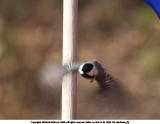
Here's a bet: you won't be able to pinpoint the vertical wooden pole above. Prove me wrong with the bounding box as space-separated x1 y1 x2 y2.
62 0 78 120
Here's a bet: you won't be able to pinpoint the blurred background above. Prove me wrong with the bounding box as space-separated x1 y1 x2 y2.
0 0 160 119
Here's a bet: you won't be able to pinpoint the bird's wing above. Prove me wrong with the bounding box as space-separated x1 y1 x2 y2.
38 61 83 87
93 63 135 114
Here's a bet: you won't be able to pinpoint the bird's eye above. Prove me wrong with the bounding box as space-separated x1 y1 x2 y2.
82 63 93 73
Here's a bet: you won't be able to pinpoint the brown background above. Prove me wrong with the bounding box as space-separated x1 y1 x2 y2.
0 0 160 119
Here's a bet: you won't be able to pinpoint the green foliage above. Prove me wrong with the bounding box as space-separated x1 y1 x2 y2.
132 5 155 28
138 48 160 77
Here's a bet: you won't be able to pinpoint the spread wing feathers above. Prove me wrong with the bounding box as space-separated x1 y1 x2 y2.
93 62 134 114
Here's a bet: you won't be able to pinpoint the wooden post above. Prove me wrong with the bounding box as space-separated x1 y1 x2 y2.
62 0 78 120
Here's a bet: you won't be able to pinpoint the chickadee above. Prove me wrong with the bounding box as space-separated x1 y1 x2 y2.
78 61 97 82
40 60 134 114
78 60 113 87
78 60 134 113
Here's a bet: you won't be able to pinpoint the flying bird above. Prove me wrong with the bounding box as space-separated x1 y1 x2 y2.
39 60 135 115
78 60 134 114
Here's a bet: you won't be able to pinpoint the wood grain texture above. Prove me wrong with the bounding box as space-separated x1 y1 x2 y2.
62 0 78 120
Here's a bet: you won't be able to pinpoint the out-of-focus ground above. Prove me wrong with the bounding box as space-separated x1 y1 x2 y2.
0 0 160 119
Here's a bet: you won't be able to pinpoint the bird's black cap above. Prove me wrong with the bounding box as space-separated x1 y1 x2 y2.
82 63 93 73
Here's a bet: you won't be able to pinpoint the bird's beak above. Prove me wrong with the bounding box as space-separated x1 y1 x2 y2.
90 76 96 83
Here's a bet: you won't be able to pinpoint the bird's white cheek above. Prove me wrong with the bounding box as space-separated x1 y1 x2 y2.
79 64 84 74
